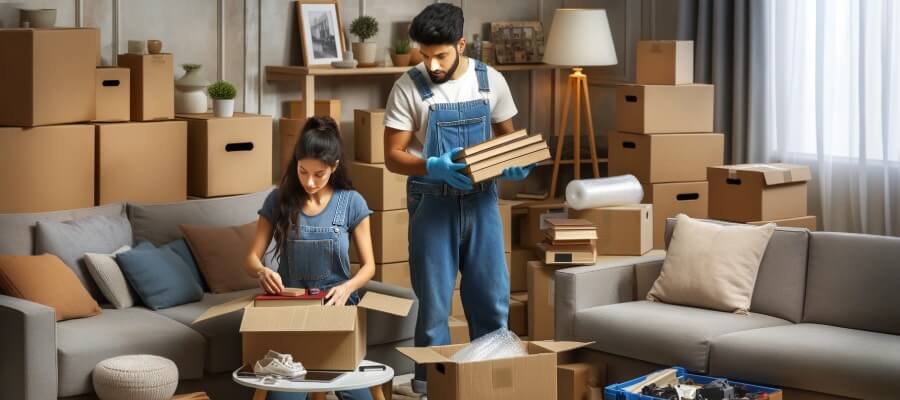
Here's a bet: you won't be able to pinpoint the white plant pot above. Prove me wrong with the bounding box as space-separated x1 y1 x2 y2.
175 87 208 113
213 99 234 118
352 42 377 65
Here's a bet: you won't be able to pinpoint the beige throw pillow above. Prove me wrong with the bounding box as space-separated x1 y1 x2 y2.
84 246 134 309
179 222 259 293
646 214 776 314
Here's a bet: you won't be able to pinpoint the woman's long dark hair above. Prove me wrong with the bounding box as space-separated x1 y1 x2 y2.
270 116 353 262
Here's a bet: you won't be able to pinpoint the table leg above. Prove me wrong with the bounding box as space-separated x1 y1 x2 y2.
310 393 327 400
370 385 386 400
252 389 268 400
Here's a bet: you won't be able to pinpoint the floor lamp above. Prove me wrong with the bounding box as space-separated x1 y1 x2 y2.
543 8 618 198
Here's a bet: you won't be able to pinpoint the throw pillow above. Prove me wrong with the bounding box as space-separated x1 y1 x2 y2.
161 238 207 291
647 214 776 314
116 243 204 310
0 254 102 321
84 245 134 309
34 215 132 302
180 222 259 293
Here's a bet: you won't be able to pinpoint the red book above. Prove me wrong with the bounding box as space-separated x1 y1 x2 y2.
254 289 326 307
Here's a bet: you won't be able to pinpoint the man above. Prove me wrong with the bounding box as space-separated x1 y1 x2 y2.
382 3 533 395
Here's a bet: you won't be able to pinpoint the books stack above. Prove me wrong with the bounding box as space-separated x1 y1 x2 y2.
454 130 551 183
253 288 327 307
537 218 597 265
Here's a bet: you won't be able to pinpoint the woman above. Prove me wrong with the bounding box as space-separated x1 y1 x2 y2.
245 116 376 400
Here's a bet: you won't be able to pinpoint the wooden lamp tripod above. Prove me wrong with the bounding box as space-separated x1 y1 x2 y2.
542 8 618 198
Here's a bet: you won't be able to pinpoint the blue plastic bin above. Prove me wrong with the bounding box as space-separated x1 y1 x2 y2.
604 366 783 400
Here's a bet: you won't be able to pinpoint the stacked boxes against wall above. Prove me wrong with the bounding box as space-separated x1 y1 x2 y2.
708 164 815 229
610 40 724 249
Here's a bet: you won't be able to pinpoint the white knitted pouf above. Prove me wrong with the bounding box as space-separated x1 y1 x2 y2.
92 354 179 400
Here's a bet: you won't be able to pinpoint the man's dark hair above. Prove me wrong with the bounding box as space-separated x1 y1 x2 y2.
409 3 464 45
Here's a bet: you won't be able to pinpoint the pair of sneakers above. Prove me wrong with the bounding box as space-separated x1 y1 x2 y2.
253 350 307 378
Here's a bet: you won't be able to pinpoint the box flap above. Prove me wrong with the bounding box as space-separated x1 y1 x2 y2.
530 340 594 354
240 306 357 333
396 346 453 364
192 295 255 323
358 292 414 317
720 164 811 185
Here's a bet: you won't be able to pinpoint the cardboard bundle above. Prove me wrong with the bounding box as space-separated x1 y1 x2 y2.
454 130 551 183
537 219 597 265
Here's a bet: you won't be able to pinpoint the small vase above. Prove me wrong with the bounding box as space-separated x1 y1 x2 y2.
213 99 234 118
175 65 210 113
391 53 410 67
352 42 377 65
19 8 56 28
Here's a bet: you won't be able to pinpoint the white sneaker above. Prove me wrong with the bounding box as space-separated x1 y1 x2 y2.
254 352 306 378
264 350 296 365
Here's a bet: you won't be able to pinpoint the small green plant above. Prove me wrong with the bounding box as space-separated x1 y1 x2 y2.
207 80 236 100
350 15 379 42
182 63 202 72
394 38 410 54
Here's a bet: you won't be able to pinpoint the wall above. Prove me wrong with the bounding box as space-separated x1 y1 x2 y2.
0 0 675 193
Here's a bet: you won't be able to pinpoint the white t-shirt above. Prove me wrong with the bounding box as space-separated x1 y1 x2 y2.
383 58 518 159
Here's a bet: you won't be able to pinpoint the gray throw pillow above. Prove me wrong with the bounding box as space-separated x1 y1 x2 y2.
35 215 133 302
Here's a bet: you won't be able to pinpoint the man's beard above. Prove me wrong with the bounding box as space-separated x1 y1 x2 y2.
428 52 461 84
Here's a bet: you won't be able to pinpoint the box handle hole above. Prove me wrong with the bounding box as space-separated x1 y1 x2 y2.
622 141 636 149
625 95 638 103
676 193 700 201
726 178 742 185
102 80 121 87
225 142 254 152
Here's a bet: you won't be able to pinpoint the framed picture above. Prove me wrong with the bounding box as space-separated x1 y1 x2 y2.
490 21 545 64
296 0 346 66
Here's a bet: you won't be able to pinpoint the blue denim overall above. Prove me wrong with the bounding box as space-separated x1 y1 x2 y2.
406 60 510 385
269 190 369 400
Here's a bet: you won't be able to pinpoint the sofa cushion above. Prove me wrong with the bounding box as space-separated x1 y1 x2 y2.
34 214 133 301
56 307 205 397
0 203 125 256
665 218 810 322
0 254 102 321
805 231 900 335
127 188 273 246
84 246 134 309
709 323 900 400
155 288 258 373
117 242 204 310
573 300 790 373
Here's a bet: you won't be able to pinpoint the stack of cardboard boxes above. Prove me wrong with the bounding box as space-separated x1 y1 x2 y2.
708 163 815 229
610 40 724 249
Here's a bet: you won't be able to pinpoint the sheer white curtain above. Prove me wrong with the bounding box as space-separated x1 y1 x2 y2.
747 0 900 235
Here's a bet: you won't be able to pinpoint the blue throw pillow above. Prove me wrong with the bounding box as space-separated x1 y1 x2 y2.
117 243 204 310
161 238 208 291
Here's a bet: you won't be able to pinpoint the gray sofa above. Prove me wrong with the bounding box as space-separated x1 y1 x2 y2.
0 189 418 400
556 219 900 400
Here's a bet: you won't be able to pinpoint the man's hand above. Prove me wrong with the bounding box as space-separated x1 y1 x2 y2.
500 164 535 181
426 147 474 190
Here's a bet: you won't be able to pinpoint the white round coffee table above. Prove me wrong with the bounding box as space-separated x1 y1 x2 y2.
233 360 394 400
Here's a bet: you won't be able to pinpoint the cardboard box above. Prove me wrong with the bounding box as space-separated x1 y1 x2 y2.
636 40 694 85
509 247 537 292
398 341 590 400
608 131 724 183
748 215 817 231
643 181 709 249
95 121 187 205
0 28 99 126
527 261 565 340
355 109 385 163
349 162 406 211
451 289 464 317
509 293 528 336
350 209 409 264
570 205 653 256
178 113 273 197
448 316 470 344
94 67 130 122
498 199 519 252
708 164 811 222
352 263 460 289
616 84 714 134
0 125 94 213
118 53 174 121
278 118 305 173
287 99 341 121
519 200 568 249
195 291 412 371
558 363 605 400
374 262 411 289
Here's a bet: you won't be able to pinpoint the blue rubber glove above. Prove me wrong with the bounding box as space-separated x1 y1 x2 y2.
500 164 536 181
426 147 473 190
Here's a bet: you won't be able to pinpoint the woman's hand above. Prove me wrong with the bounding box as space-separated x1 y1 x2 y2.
257 268 285 294
325 281 355 306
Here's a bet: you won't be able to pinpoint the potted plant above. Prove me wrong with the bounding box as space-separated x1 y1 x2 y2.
207 80 237 118
350 15 379 65
391 38 411 67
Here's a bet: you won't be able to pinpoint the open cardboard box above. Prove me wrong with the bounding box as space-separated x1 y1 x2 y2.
398 341 592 400
193 291 413 371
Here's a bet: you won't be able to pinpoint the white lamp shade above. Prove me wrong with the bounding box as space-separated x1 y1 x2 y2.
543 8 618 67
